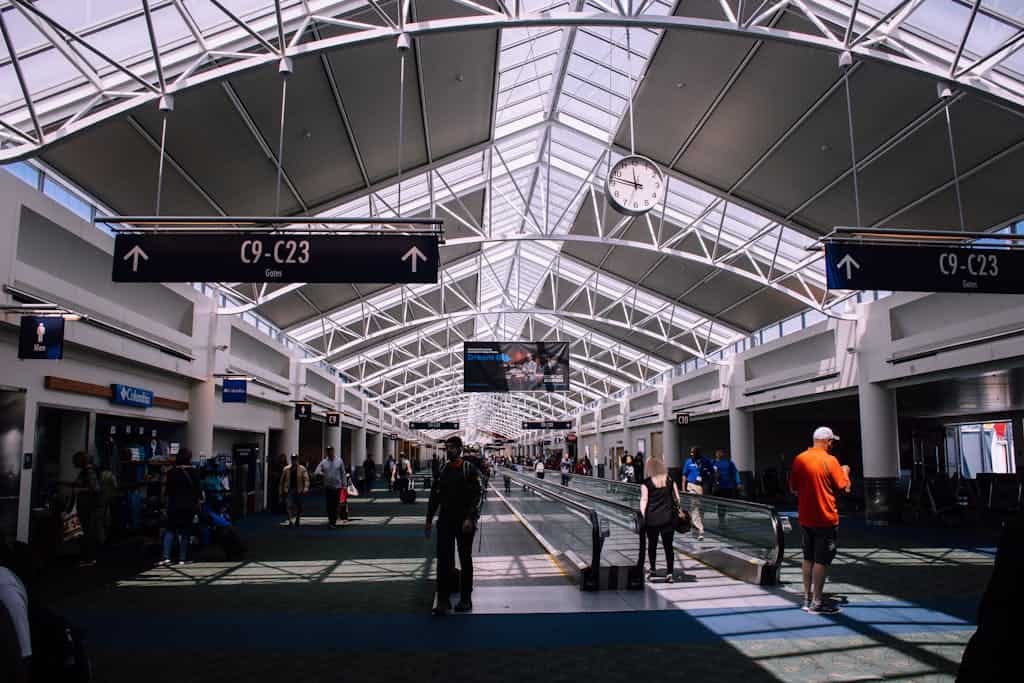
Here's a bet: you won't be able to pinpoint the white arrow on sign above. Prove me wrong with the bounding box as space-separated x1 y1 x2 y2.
123 245 149 272
837 253 860 279
401 246 427 273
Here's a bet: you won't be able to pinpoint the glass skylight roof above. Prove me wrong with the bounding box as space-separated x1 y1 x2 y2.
6 0 1023 434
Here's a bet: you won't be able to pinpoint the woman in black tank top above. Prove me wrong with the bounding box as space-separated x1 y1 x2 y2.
639 457 680 582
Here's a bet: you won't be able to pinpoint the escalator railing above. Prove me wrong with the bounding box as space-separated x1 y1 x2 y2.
539 469 786 585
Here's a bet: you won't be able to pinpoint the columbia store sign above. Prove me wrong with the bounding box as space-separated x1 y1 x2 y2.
110 384 154 408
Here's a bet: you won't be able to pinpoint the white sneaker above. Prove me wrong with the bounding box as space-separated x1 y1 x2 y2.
156 558 171 567
697 534 705 542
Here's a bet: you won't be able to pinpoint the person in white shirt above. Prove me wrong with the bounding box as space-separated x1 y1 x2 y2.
314 446 348 528
535 459 546 479
1 545 31 683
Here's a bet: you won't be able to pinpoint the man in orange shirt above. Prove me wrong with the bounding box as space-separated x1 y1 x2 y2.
789 426 851 614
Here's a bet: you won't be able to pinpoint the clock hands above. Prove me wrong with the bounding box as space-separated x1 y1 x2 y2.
610 176 643 190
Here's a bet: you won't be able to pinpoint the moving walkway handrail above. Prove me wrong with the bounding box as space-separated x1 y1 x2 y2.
540 468 786 582
502 468 645 588
501 469 604 590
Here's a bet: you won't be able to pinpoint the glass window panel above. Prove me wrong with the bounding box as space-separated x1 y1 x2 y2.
4 162 39 188
43 177 92 220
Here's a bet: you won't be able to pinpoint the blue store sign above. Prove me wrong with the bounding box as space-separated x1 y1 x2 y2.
110 383 154 408
222 378 248 404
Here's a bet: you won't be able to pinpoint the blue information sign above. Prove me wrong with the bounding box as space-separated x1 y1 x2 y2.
825 242 1024 294
110 384 154 408
222 378 247 403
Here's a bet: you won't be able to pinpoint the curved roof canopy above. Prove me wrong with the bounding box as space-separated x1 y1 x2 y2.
5 0 1024 440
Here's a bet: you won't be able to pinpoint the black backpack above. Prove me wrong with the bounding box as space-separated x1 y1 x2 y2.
699 458 717 492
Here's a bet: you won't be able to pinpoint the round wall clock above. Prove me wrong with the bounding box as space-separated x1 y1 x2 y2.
604 155 666 217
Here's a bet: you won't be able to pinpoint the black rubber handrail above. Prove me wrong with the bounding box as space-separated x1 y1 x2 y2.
541 469 785 584
503 468 645 588
502 469 603 591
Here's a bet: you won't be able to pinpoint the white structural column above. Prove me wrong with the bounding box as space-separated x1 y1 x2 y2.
281 410 300 459
188 379 216 460
661 417 680 471
728 406 755 474
352 426 367 465
372 430 384 464
327 421 343 462
858 379 901 524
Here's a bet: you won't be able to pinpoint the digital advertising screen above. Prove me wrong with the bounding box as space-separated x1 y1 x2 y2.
463 342 570 393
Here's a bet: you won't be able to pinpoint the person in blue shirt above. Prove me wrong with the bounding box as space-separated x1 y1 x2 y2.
681 446 712 541
713 449 741 524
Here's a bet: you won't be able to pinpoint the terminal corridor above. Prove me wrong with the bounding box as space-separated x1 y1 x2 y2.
35 481 990 683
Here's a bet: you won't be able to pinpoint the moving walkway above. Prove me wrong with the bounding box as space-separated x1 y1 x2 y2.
496 467 785 588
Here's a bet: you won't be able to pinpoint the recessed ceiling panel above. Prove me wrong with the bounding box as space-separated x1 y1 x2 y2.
738 61 936 223
327 39 429 183
132 76 303 215
40 118 214 216
228 53 366 208
675 16 842 192
417 29 497 158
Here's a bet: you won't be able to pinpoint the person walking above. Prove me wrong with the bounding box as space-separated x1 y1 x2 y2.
789 427 851 614
534 459 545 479
583 454 594 477
639 457 680 582
71 451 101 567
279 454 310 527
619 454 636 483
682 446 713 541
315 446 347 528
560 454 572 486
387 455 398 491
713 449 741 524
159 449 200 566
425 436 483 615
363 455 377 494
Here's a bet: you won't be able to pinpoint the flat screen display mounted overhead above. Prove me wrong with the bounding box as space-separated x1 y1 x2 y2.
463 342 570 393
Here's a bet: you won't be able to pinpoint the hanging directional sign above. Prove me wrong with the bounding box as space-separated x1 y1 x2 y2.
675 413 690 426
326 412 340 427
294 402 312 420
825 242 1024 294
409 421 459 430
522 420 573 430
111 233 439 284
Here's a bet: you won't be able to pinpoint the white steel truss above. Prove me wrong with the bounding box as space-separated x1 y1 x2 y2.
5 0 1021 438
2 1 1023 157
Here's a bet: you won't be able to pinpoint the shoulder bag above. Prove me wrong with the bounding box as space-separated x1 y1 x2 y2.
670 483 692 534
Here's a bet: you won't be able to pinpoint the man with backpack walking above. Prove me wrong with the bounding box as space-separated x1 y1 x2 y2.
425 436 483 615
682 446 715 541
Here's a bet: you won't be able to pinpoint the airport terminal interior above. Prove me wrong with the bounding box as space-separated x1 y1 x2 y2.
1 1 1023 681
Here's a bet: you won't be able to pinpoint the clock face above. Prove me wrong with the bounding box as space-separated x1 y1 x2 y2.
605 155 665 216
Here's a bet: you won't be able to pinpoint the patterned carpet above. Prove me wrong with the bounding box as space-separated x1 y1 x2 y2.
37 482 993 683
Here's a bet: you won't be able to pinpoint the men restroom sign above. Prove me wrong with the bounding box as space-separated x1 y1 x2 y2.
18 316 64 359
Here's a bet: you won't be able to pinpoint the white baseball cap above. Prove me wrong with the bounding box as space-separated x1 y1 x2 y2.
813 426 840 441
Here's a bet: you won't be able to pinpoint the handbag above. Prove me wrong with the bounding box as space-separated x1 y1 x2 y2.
346 481 360 497
62 496 84 542
339 486 349 505
671 486 692 534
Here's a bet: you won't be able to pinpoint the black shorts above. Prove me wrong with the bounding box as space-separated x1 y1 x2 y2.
801 525 838 565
